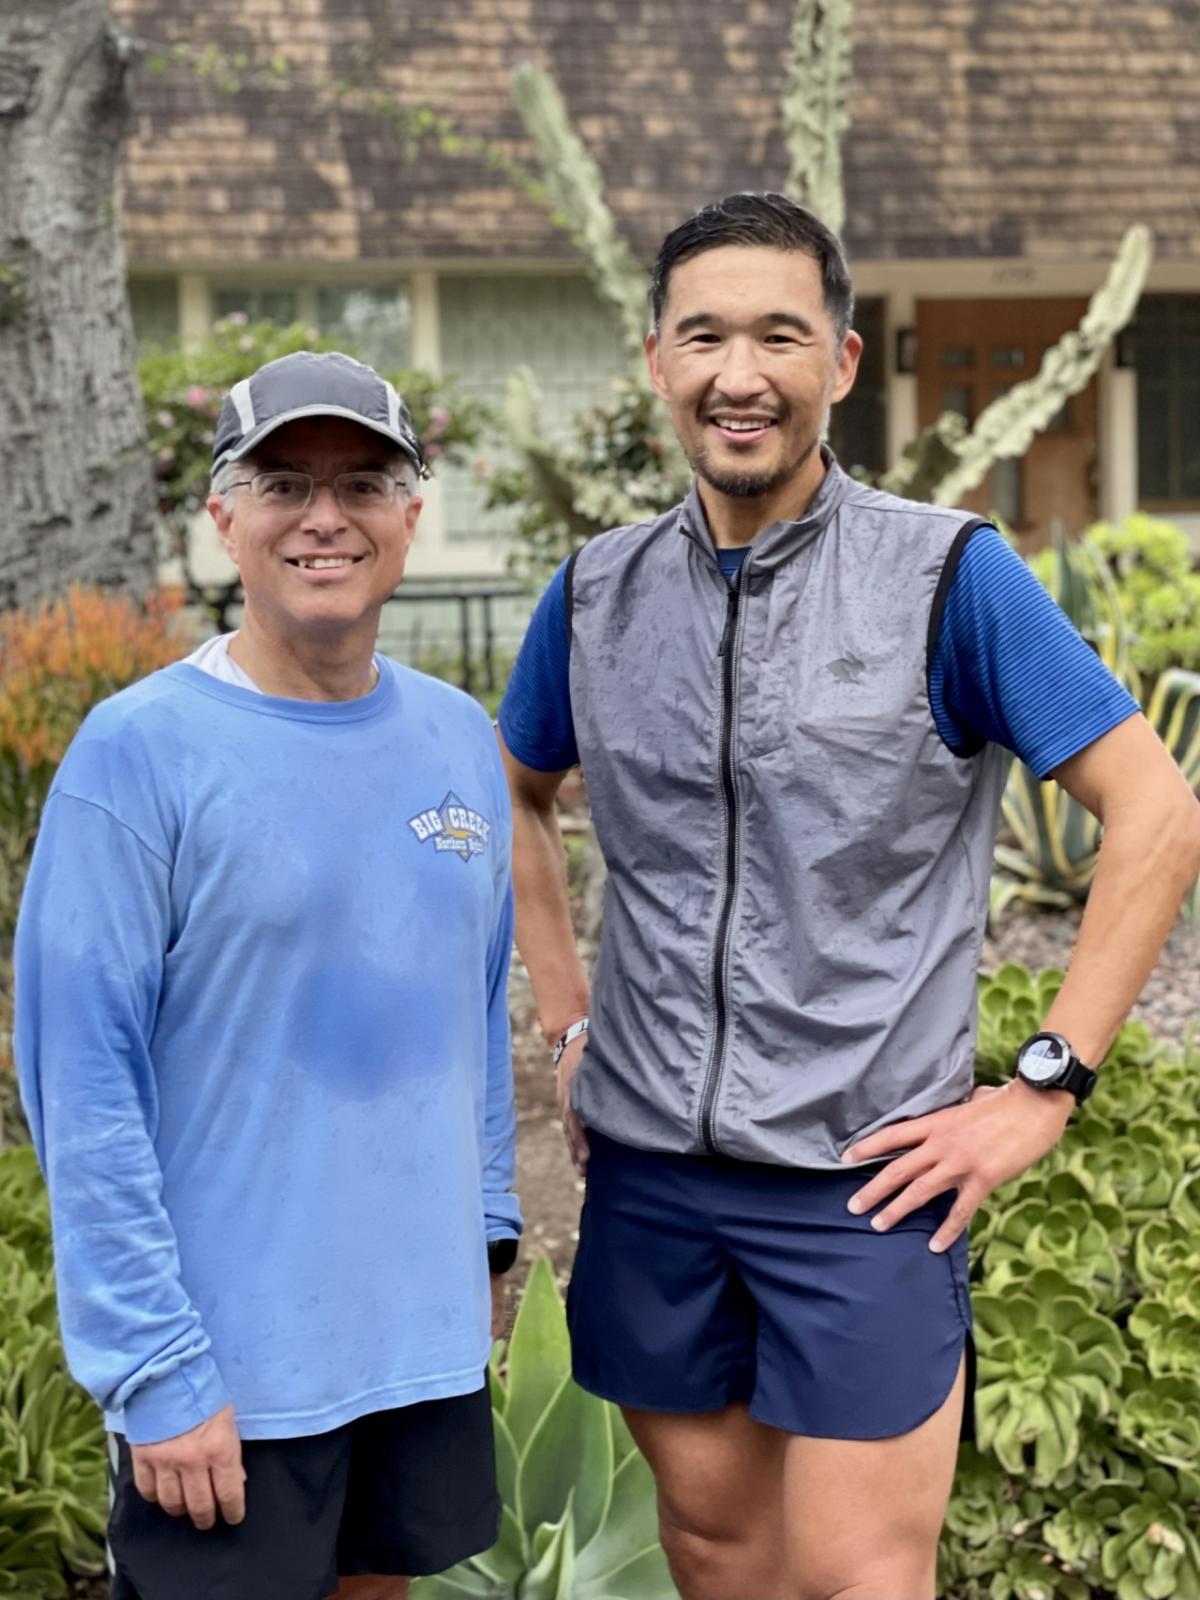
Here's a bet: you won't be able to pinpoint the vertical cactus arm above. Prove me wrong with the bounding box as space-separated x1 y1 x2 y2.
509 61 650 364
781 0 854 234
931 225 1154 506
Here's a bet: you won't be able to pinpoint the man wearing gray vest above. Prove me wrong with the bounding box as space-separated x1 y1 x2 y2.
497 192 1200 1600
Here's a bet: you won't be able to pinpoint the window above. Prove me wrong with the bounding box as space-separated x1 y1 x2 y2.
1136 296 1200 505
128 278 180 347
213 286 300 326
315 287 411 372
436 276 627 544
209 284 411 372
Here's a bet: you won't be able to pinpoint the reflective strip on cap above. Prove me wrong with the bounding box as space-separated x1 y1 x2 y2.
385 382 401 434
229 379 256 433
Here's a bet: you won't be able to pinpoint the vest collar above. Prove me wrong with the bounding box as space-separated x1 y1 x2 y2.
676 447 854 573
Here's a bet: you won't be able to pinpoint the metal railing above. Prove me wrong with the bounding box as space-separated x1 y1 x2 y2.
187 575 530 696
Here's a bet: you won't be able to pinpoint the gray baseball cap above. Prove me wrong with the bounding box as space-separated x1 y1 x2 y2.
212 350 425 475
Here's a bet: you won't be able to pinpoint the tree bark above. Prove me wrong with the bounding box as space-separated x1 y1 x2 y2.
0 0 155 609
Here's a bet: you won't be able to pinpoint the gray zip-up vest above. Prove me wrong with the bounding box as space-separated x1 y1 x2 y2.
568 457 1009 1169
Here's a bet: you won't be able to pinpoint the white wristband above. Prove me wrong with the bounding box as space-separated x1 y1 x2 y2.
552 1018 589 1066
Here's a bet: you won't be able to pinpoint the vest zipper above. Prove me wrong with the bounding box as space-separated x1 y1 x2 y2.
700 573 746 1153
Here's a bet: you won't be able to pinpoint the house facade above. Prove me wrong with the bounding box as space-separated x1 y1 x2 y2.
112 0 1200 607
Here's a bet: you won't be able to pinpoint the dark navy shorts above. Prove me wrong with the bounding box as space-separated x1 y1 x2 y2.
568 1131 974 1441
107 1385 499 1600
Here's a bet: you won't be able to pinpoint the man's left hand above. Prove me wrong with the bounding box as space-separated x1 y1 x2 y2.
843 1080 1073 1253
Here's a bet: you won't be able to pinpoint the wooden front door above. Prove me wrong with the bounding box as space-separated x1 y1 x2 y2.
915 298 1100 545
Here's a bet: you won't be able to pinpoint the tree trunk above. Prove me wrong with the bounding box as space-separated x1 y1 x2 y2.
0 0 155 609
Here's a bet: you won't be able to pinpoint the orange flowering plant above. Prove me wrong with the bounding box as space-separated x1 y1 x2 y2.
0 585 188 1132
0 585 189 873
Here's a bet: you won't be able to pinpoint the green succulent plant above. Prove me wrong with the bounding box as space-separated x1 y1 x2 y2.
1127 1296 1200 1381
1115 1371 1200 1473
1133 1213 1200 1294
412 1258 673 1600
973 1270 1126 1483
1096 1470 1200 1600
942 1446 1044 1550
980 1194 1129 1308
975 966 1065 1081
0 1149 106 1598
1062 1122 1185 1215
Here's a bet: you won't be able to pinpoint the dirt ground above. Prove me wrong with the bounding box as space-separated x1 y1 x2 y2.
508 960 585 1295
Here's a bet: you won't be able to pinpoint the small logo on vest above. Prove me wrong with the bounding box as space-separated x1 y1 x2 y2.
827 653 866 684
408 792 492 862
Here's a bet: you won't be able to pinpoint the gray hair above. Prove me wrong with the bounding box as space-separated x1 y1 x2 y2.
209 449 418 510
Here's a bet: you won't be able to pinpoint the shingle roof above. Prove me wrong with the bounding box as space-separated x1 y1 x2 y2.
113 0 1200 268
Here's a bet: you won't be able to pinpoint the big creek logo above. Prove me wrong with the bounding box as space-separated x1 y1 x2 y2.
408 792 492 862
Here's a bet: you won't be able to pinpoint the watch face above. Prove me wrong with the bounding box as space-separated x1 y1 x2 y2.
1020 1034 1067 1085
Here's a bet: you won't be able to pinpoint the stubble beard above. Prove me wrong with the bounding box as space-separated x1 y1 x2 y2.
691 431 822 500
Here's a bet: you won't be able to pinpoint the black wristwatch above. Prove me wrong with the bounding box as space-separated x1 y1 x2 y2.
487 1237 518 1276
1015 1032 1096 1106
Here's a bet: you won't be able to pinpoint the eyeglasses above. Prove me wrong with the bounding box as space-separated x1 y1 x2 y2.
231 471 411 515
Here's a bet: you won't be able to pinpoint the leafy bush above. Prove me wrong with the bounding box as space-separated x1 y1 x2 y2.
939 963 1200 1599
486 375 683 584
0 1147 106 1597
1082 515 1200 680
412 1257 675 1599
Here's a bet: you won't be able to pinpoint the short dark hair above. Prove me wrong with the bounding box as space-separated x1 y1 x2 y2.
649 192 854 344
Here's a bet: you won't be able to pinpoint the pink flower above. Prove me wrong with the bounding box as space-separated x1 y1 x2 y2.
187 385 209 409
156 410 175 429
425 442 445 460
427 406 449 438
223 312 249 327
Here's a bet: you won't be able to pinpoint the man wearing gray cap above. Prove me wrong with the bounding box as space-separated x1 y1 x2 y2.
16 351 522 1599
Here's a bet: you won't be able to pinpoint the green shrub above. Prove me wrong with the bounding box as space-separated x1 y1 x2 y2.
1086 515 1200 680
0 1147 106 1598
939 965 1200 1599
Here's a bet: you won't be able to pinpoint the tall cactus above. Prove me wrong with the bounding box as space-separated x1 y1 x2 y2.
883 225 1154 506
508 61 650 365
782 0 854 232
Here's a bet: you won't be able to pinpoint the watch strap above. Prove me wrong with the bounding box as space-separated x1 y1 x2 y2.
1058 1053 1097 1104
552 1017 589 1065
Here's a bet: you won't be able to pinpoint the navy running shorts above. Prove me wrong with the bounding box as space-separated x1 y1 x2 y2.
568 1131 974 1441
107 1384 499 1600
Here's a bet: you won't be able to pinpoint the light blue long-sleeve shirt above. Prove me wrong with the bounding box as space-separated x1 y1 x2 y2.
15 659 522 1444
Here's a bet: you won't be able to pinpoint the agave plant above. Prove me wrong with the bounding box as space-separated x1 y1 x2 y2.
990 523 1200 921
411 1258 672 1600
